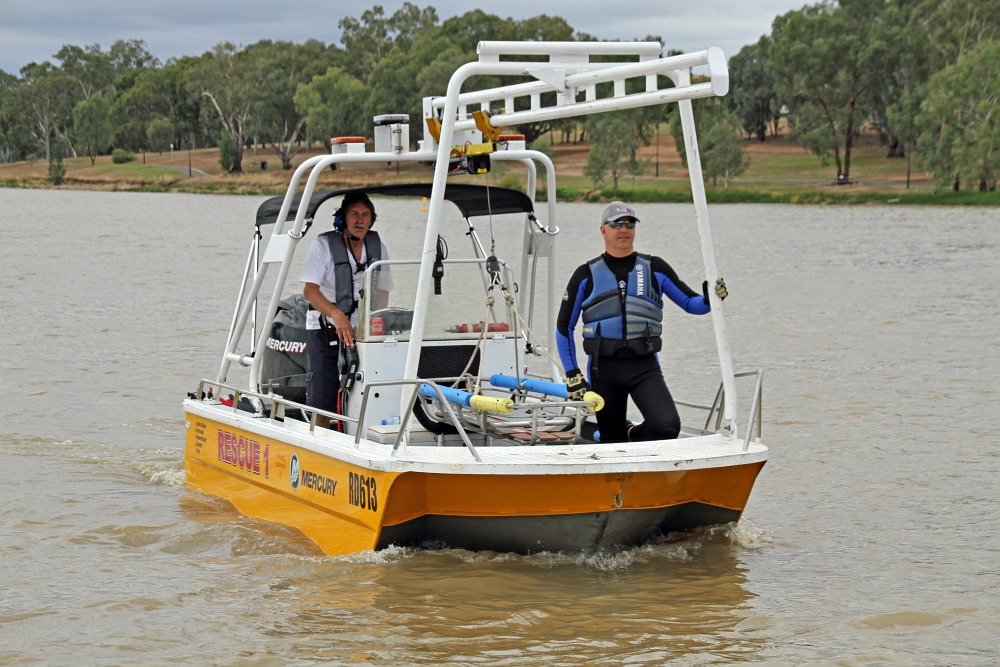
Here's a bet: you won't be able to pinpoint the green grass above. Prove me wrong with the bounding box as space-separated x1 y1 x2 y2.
547 173 1000 206
559 184 1000 206
70 159 184 179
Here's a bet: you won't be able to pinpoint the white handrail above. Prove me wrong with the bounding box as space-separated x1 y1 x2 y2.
405 41 734 441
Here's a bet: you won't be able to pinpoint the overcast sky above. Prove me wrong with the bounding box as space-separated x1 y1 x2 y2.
2 0 808 75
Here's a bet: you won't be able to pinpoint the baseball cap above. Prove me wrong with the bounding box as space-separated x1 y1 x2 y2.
601 201 639 225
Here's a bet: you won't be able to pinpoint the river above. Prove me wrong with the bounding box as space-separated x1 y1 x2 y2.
1 188 998 665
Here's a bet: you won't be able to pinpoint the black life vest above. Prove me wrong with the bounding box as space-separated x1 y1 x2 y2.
319 230 383 317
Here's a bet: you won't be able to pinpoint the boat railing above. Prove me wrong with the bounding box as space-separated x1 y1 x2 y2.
190 379 359 433
676 369 762 451
356 378 483 462
357 377 602 461
190 375 601 463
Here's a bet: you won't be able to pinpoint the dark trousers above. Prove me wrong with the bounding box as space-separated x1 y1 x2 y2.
305 328 341 412
587 354 681 443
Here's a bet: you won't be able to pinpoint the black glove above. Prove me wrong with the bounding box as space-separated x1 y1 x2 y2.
703 277 728 303
565 369 589 401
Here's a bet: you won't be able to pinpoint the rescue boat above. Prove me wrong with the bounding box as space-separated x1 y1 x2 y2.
183 41 767 555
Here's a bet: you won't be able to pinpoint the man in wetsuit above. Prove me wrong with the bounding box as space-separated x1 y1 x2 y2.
555 201 727 443
300 191 392 428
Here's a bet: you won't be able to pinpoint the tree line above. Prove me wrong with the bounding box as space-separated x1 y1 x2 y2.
0 1 996 192
729 0 998 191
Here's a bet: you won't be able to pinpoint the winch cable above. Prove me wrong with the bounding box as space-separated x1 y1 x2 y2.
487 178 566 381
486 176 568 387
523 212 541 338
481 177 565 393
439 174 572 425
447 178 502 398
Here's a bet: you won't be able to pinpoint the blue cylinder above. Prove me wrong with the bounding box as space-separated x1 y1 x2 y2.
489 374 568 398
419 383 473 407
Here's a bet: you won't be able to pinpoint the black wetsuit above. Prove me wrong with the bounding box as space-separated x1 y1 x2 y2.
556 252 710 443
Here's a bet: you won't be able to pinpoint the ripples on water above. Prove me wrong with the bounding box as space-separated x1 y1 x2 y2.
1 190 998 665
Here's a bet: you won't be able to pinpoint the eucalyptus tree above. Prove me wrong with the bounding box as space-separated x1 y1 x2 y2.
768 0 889 180
294 66 369 145
862 1 918 159
366 33 474 129
55 44 115 101
186 43 259 173
162 56 210 150
146 117 174 154
701 113 751 188
433 11 588 144
438 9 520 51
669 96 748 188
110 66 175 151
728 38 780 142
73 95 112 164
243 39 340 169
107 39 159 77
414 41 477 104
111 55 210 154
514 14 576 41
910 0 1000 66
585 110 645 193
17 63 76 161
885 0 999 184
0 69 19 161
917 39 999 191
338 3 439 83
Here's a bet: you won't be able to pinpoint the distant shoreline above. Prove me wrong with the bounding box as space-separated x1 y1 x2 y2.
3 175 996 206
3 140 997 206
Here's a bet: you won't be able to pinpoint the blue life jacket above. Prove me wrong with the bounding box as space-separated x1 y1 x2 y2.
581 255 663 355
319 230 382 317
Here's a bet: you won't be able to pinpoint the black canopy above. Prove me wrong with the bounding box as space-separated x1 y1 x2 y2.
254 183 535 228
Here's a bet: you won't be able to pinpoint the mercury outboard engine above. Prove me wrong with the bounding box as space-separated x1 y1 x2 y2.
260 295 309 403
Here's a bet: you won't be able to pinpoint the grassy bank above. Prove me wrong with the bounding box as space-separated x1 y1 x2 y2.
2 132 997 206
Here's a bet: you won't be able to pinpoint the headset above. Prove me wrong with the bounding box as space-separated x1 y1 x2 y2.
333 191 377 232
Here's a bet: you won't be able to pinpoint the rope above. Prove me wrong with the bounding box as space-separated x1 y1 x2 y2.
451 294 495 394
485 177 496 254
502 284 564 379
445 169 567 414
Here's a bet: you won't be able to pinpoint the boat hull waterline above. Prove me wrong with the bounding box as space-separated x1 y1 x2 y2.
185 404 766 555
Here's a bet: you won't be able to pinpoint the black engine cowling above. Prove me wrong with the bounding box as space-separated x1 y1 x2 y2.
260 295 309 403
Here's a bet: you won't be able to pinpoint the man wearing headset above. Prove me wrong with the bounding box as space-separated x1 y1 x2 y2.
300 191 392 428
555 201 727 443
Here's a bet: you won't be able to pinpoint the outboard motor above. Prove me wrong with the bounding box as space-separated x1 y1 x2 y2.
261 295 309 403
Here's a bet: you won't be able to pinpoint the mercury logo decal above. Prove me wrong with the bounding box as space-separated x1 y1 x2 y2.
289 454 300 490
266 338 306 353
301 470 337 496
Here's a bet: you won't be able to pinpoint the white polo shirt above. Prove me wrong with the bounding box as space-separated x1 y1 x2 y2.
299 234 393 330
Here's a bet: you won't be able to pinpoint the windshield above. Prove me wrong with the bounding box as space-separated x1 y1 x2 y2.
357 258 516 342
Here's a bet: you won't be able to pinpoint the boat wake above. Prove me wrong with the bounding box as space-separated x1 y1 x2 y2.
140 459 185 487
323 520 770 571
